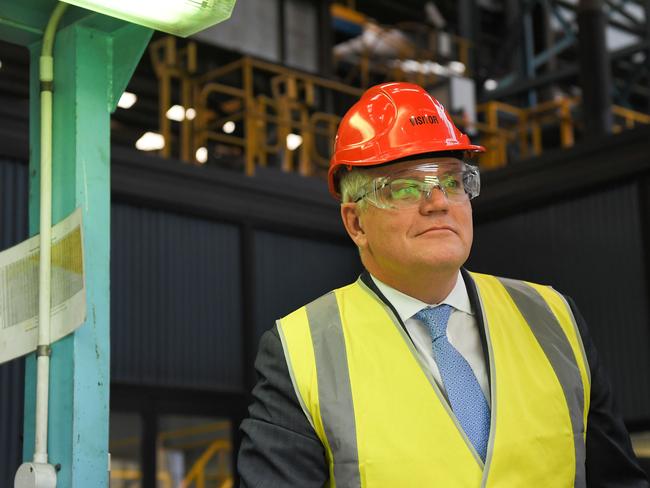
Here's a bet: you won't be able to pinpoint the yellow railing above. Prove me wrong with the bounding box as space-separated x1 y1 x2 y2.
151 37 362 176
150 36 197 162
612 105 650 132
473 101 525 169
149 37 650 176
181 440 232 488
196 56 361 177
110 420 233 487
473 97 650 168
110 468 173 487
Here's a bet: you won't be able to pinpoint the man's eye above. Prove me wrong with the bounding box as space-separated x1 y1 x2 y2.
387 180 421 199
442 175 461 189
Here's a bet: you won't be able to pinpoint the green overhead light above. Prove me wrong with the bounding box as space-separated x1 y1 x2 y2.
60 0 237 37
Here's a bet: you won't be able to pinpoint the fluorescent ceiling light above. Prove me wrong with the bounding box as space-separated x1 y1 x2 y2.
117 91 137 109
60 0 237 38
286 134 303 151
430 62 448 76
447 61 466 75
401 60 420 73
135 132 165 151
166 105 186 122
195 147 208 164
222 121 236 134
484 79 498 91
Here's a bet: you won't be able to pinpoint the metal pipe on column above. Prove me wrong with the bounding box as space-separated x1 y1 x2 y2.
577 0 613 137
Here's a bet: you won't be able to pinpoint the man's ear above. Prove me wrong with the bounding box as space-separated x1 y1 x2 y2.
341 203 367 249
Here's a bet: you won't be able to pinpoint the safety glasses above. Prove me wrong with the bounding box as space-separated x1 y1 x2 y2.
354 160 480 210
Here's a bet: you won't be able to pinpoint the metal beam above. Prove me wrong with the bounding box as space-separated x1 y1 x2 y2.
481 40 649 102
603 0 643 30
534 0 577 70
458 0 480 75
532 34 575 68
490 0 524 78
0 1 90 46
577 0 613 136
480 65 579 102
523 5 538 105
2 2 152 486
555 0 645 35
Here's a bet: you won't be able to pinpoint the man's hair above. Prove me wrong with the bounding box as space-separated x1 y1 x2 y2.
339 168 372 210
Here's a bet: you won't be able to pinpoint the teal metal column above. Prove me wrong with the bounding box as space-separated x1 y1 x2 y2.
12 5 151 485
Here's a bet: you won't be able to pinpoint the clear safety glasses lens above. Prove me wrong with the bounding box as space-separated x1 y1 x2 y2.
358 163 480 210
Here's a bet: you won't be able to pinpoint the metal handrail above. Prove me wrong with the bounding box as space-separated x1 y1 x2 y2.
473 97 650 167
181 439 232 488
188 51 361 176
149 36 650 176
109 468 173 488
110 420 233 488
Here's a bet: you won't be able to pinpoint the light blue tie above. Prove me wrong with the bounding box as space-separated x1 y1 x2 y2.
415 304 490 460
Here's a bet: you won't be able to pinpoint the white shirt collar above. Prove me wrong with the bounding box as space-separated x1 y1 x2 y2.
370 270 474 323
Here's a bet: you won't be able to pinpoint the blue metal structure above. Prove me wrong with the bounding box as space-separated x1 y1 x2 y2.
0 1 151 485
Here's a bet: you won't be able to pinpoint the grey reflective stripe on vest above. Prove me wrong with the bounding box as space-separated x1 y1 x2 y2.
498 278 587 488
305 292 362 488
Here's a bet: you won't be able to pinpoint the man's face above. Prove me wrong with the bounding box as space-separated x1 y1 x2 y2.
341 158 474 281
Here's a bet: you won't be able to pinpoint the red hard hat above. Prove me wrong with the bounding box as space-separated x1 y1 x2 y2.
328 82 485 198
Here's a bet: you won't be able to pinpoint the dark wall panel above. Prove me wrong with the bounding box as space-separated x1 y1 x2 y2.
111 204 243 390
469 183 650 420
0 158 28 486
253 231 362 342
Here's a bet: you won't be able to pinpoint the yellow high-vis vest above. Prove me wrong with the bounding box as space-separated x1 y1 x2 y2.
277 272 591 488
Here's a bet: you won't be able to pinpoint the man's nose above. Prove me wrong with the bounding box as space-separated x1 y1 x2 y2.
419 186 449 214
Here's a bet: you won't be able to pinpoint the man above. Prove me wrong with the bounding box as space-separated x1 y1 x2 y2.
238 82 648 486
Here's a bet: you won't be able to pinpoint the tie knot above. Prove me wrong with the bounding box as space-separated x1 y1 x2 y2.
415 304 453 341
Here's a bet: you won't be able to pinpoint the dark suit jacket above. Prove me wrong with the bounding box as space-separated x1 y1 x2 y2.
238 270 649 487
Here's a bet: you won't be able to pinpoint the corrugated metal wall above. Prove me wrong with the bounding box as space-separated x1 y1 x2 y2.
0 158 28 487
110 208 361 388
111 203 243 390
193 0 280 62
192 0 320 73
284 0 319 73
469 183 650 419
253 230 362 340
